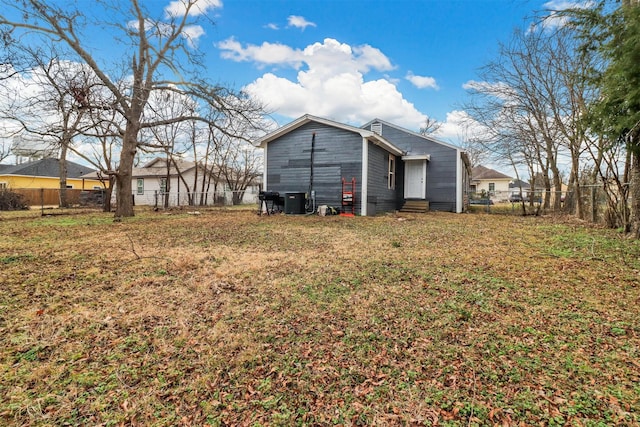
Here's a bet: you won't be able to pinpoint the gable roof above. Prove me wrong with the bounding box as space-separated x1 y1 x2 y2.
360 118 464 152
471 165 512 181
255 114 404 156
0 158 96 179
509 179 530 189
131 158 200 178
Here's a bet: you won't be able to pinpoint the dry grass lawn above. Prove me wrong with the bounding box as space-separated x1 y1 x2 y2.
1 208 639 426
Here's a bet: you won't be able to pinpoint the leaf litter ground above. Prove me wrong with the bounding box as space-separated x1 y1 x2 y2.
0 208 639 426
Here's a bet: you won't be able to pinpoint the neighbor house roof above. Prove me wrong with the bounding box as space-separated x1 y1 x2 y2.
255 114 404 156
0 158 96 178
509 179 530 189
131 158 200 178
471 165 512 181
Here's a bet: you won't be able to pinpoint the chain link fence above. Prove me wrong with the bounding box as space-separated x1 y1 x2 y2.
466 186 630 228
4 188 259 211
134 190 259 208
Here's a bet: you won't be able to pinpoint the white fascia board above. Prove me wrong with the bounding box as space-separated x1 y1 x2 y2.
456 149 463 213
401 154 431 161
262 143 268 189
255 114 404 156
361 136 368 216
369 134 404 156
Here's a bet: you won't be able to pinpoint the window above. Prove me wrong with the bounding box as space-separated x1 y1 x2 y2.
488 183 495 193
137 178 144 195
160 177 167 194
371 122 382 135
0 182 7 190
388 155 396 190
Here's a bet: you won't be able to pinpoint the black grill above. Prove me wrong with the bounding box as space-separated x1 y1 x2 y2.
258 191 284 215
259 191 280 201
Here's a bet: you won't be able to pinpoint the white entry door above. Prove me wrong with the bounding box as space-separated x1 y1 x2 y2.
404 160 426 199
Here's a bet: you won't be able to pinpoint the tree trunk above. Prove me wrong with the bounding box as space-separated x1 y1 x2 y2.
550 163 563 211
630 151 640 238
232 190 244 205
571 154 583 219
59 143 69 208
542 174 552 209
114 127 138 218
103 175 114 212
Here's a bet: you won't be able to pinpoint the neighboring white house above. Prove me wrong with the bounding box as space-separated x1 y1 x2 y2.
470 165 512 201
118 158 260 207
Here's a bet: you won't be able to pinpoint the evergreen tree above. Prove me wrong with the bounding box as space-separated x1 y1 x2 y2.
569 0 640 235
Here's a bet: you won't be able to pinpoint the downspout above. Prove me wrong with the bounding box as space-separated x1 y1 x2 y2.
307 132 316 212
456 149 463 213
361 136 368 216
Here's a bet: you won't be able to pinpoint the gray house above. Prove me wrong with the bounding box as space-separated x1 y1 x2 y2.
256 114 471 215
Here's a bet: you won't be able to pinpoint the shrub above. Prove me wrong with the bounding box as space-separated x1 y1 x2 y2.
0 190 29 211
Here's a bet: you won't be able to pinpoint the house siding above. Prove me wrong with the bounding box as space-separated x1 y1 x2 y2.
0 175 104 190
128 166 259 207
376 123 459 212
132 171 204 206
367 142 399 215
266 122 363 214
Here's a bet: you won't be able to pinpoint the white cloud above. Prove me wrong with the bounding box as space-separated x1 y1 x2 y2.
462 79 507 93
223 38 426 128
182 25 206 48
462 79 517 103
265 23 279 30
218 37 304 68
164 0 223 18
534 0 593 31
406 72 439 90
218 37 394 74
287 15 316 30
434 110 483 141
353 45 395 73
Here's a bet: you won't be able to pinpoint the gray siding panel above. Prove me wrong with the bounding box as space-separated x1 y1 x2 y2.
265 118 461 215
266 122 363 214
378 124 458 212
367 142 398 213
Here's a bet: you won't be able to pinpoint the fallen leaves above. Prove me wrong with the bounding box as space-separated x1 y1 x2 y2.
0 208 639 425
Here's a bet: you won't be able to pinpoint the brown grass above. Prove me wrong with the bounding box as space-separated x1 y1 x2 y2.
1 208 639 426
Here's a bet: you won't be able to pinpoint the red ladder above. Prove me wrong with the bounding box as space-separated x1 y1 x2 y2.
341 177 356 217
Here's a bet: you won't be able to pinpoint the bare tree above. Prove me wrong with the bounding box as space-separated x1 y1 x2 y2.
457 133 488 169
214 136 261 205
71 105 122 212
559 1 640 235
464 26 595 215
1 0 262 218
419 117 442 135
0 133 12 163
0 44 100 206
141 89 199 207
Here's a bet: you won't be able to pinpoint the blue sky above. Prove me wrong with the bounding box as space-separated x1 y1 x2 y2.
195 0 560 140
1 0 576 168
